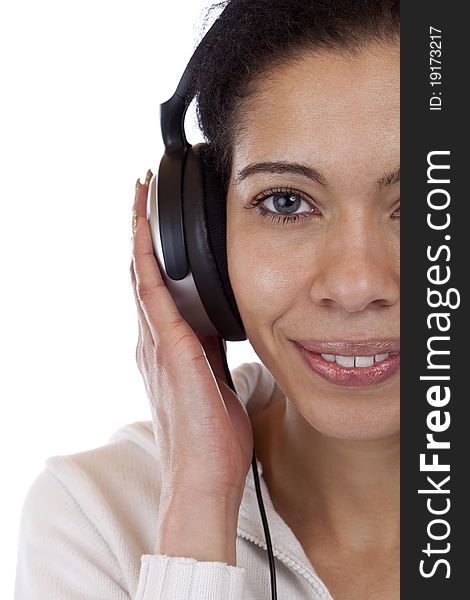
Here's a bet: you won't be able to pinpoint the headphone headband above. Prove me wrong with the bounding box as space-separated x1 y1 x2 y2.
160 9 226 152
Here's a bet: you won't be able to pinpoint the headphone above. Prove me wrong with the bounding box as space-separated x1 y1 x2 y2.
145 6 278 599
146 18 245 342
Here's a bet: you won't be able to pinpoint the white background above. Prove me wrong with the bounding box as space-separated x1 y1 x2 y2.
0 1 260 595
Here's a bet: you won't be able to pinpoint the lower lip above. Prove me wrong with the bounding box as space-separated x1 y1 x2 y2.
293 342 400 388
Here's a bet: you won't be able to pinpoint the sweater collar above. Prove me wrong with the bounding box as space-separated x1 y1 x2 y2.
237 455 333 598
231 363 333 597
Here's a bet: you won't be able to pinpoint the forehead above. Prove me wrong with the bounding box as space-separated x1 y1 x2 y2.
232 43 400 178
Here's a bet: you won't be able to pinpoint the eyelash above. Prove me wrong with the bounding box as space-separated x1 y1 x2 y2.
245 187 319 226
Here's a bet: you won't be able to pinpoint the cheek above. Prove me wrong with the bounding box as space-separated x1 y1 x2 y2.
226 222 315 333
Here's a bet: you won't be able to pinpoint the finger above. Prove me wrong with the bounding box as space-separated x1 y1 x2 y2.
130 178 154 343
130 257 152 343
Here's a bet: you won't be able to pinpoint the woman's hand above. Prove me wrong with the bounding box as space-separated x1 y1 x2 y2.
129 171 254 563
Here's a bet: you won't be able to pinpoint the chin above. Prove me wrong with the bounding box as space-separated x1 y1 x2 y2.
296 393 401 442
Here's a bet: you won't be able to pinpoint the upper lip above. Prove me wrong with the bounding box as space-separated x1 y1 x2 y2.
293 339 400 356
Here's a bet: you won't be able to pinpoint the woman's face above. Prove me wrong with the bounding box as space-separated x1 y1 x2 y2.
226 42 400 441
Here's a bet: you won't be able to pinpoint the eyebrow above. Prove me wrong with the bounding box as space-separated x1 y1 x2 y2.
376 167 400 190
235 162 327 186
234 161 400 190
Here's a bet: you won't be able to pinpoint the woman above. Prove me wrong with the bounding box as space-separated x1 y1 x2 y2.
15 1 400 598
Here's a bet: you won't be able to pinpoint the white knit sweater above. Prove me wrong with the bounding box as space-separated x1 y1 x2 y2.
14 362 334 599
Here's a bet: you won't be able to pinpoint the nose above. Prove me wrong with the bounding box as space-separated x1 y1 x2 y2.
309 221 399 312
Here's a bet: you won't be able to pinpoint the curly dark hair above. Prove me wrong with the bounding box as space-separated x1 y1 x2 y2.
188 0 400 191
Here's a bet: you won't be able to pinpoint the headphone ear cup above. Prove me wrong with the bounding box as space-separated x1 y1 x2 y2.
183 143 246 341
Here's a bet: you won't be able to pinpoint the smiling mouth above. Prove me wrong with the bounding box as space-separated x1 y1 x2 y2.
291 340 400 388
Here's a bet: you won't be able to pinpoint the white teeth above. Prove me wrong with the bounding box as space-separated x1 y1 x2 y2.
336 355 355 367
319 352 394 368
355 356 374 367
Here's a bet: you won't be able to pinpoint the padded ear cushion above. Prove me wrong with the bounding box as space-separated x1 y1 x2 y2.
183 143 246 341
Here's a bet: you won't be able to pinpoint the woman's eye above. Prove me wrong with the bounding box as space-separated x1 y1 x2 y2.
263 192 311 214
392 203 400 219
246 189 319 226
248 190 319 225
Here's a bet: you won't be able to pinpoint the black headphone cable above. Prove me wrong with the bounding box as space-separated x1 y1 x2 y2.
218 336 278 600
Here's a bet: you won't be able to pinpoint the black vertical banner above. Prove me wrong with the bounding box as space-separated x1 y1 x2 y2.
401 1 468 597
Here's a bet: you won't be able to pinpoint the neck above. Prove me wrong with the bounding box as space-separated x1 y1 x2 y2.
253 397 400 553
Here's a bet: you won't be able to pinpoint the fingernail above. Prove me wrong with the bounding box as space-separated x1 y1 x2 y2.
145 169 153 186
134 178 143 211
